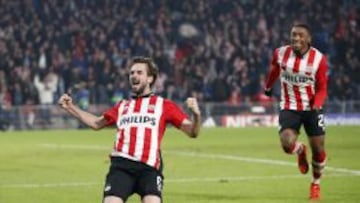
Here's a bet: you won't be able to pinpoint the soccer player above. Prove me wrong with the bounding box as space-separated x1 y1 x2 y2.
58 57 201 203
264 23 327 200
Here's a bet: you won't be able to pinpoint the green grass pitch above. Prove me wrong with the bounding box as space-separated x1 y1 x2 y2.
0 126 359 203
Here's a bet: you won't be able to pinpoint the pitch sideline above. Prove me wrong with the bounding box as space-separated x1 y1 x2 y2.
0 174 355 189
40 143 360 175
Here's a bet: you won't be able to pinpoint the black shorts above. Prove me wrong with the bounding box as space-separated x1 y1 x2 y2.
103 157 164 201
279 109 325 136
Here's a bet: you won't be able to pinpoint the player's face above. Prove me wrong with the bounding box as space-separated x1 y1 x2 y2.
129 63 153 95
290 26 311 54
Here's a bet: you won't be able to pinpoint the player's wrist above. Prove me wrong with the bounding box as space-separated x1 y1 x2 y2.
192 109 201 116
312 106 323 113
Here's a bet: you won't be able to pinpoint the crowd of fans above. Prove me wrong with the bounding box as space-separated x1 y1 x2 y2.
0 0 359 113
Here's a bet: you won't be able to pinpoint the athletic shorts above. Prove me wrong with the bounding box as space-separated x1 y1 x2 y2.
278 109 325 136
103 156 163 201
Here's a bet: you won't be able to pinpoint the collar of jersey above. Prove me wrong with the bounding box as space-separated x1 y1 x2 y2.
131 92 154 99
294 45 311 58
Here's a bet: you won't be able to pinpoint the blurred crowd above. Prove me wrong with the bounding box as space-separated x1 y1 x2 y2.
0 0 359 112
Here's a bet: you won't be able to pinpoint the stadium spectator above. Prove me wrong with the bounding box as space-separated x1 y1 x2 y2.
264 24 328 200
0 0 358 106
58 57 201 203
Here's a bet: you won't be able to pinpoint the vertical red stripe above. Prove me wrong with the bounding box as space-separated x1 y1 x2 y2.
155 129 164 169
305 49 315 109
293 55 301 73
281 46 292 110
116 129 125 152
307 49 316 67
292 57 303 110
155 108 166 169
140 128 152 163
122 101 130 115
155 151 160 169
306 86 314 107
293 85 303 110
282 82 290 109
134 98 142 113
282 46 292 68
128 127 137 156
147 96 157 113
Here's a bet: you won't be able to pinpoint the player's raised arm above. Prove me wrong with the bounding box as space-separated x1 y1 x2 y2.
179 97 201 138
58 93 108 130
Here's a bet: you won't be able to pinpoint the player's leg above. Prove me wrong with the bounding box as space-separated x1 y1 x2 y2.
304 110 327 200
142 195 162 203
136 167 163 203
279 110 309 174
103 196 124 203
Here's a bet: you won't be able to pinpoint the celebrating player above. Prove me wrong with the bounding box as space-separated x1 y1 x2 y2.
58 57 201 203
264 23 328 200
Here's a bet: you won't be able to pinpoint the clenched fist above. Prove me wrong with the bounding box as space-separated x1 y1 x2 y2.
185 97 201 115
58 94 73 110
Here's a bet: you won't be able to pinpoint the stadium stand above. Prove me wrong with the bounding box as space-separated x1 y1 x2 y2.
0 0 359 129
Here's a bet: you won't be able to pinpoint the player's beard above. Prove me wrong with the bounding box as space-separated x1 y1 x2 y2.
131 82 147 96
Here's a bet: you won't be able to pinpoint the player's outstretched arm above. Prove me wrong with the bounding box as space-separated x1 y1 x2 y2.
179 98 201 138
58 94 107 130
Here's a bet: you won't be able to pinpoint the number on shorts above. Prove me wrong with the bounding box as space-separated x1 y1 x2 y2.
318 114 325 130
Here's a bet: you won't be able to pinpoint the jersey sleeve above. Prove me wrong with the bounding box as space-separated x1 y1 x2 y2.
103 101 122 126
163 99 189 129
313 55 328 108
265 48 281 89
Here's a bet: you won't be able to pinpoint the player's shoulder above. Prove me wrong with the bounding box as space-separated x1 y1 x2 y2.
310 46 325 57
274 45 292 56
113 99 125 107
278 45 292 51
148 95 169 106
162 97 176 105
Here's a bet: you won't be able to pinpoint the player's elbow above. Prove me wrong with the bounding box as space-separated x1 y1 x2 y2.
89 123 103 131
91 126 101 131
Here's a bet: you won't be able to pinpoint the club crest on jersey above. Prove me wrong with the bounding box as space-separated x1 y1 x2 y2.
148 104 155 111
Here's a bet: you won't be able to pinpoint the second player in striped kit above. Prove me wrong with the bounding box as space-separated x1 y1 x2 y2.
264 23 328 201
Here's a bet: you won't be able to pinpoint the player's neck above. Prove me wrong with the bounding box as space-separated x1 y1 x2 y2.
294 46 311 57
132 89 153 98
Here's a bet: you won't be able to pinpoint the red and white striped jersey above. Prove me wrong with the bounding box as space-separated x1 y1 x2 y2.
265 45 328 111
103 95 188 170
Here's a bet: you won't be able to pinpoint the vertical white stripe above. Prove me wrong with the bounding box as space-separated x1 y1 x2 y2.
278 45 289 59
312 49 323 74
285 53 297 110
278 46 288 110
121 100 136 154
122 127 131 154
134 127 145 161
134 98 150 160
140 97 151 114
298 55 310 109
116 101 126 128
147 97 164 166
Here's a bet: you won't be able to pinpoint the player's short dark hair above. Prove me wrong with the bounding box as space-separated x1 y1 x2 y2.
130 56 158 87
292 23 312 36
